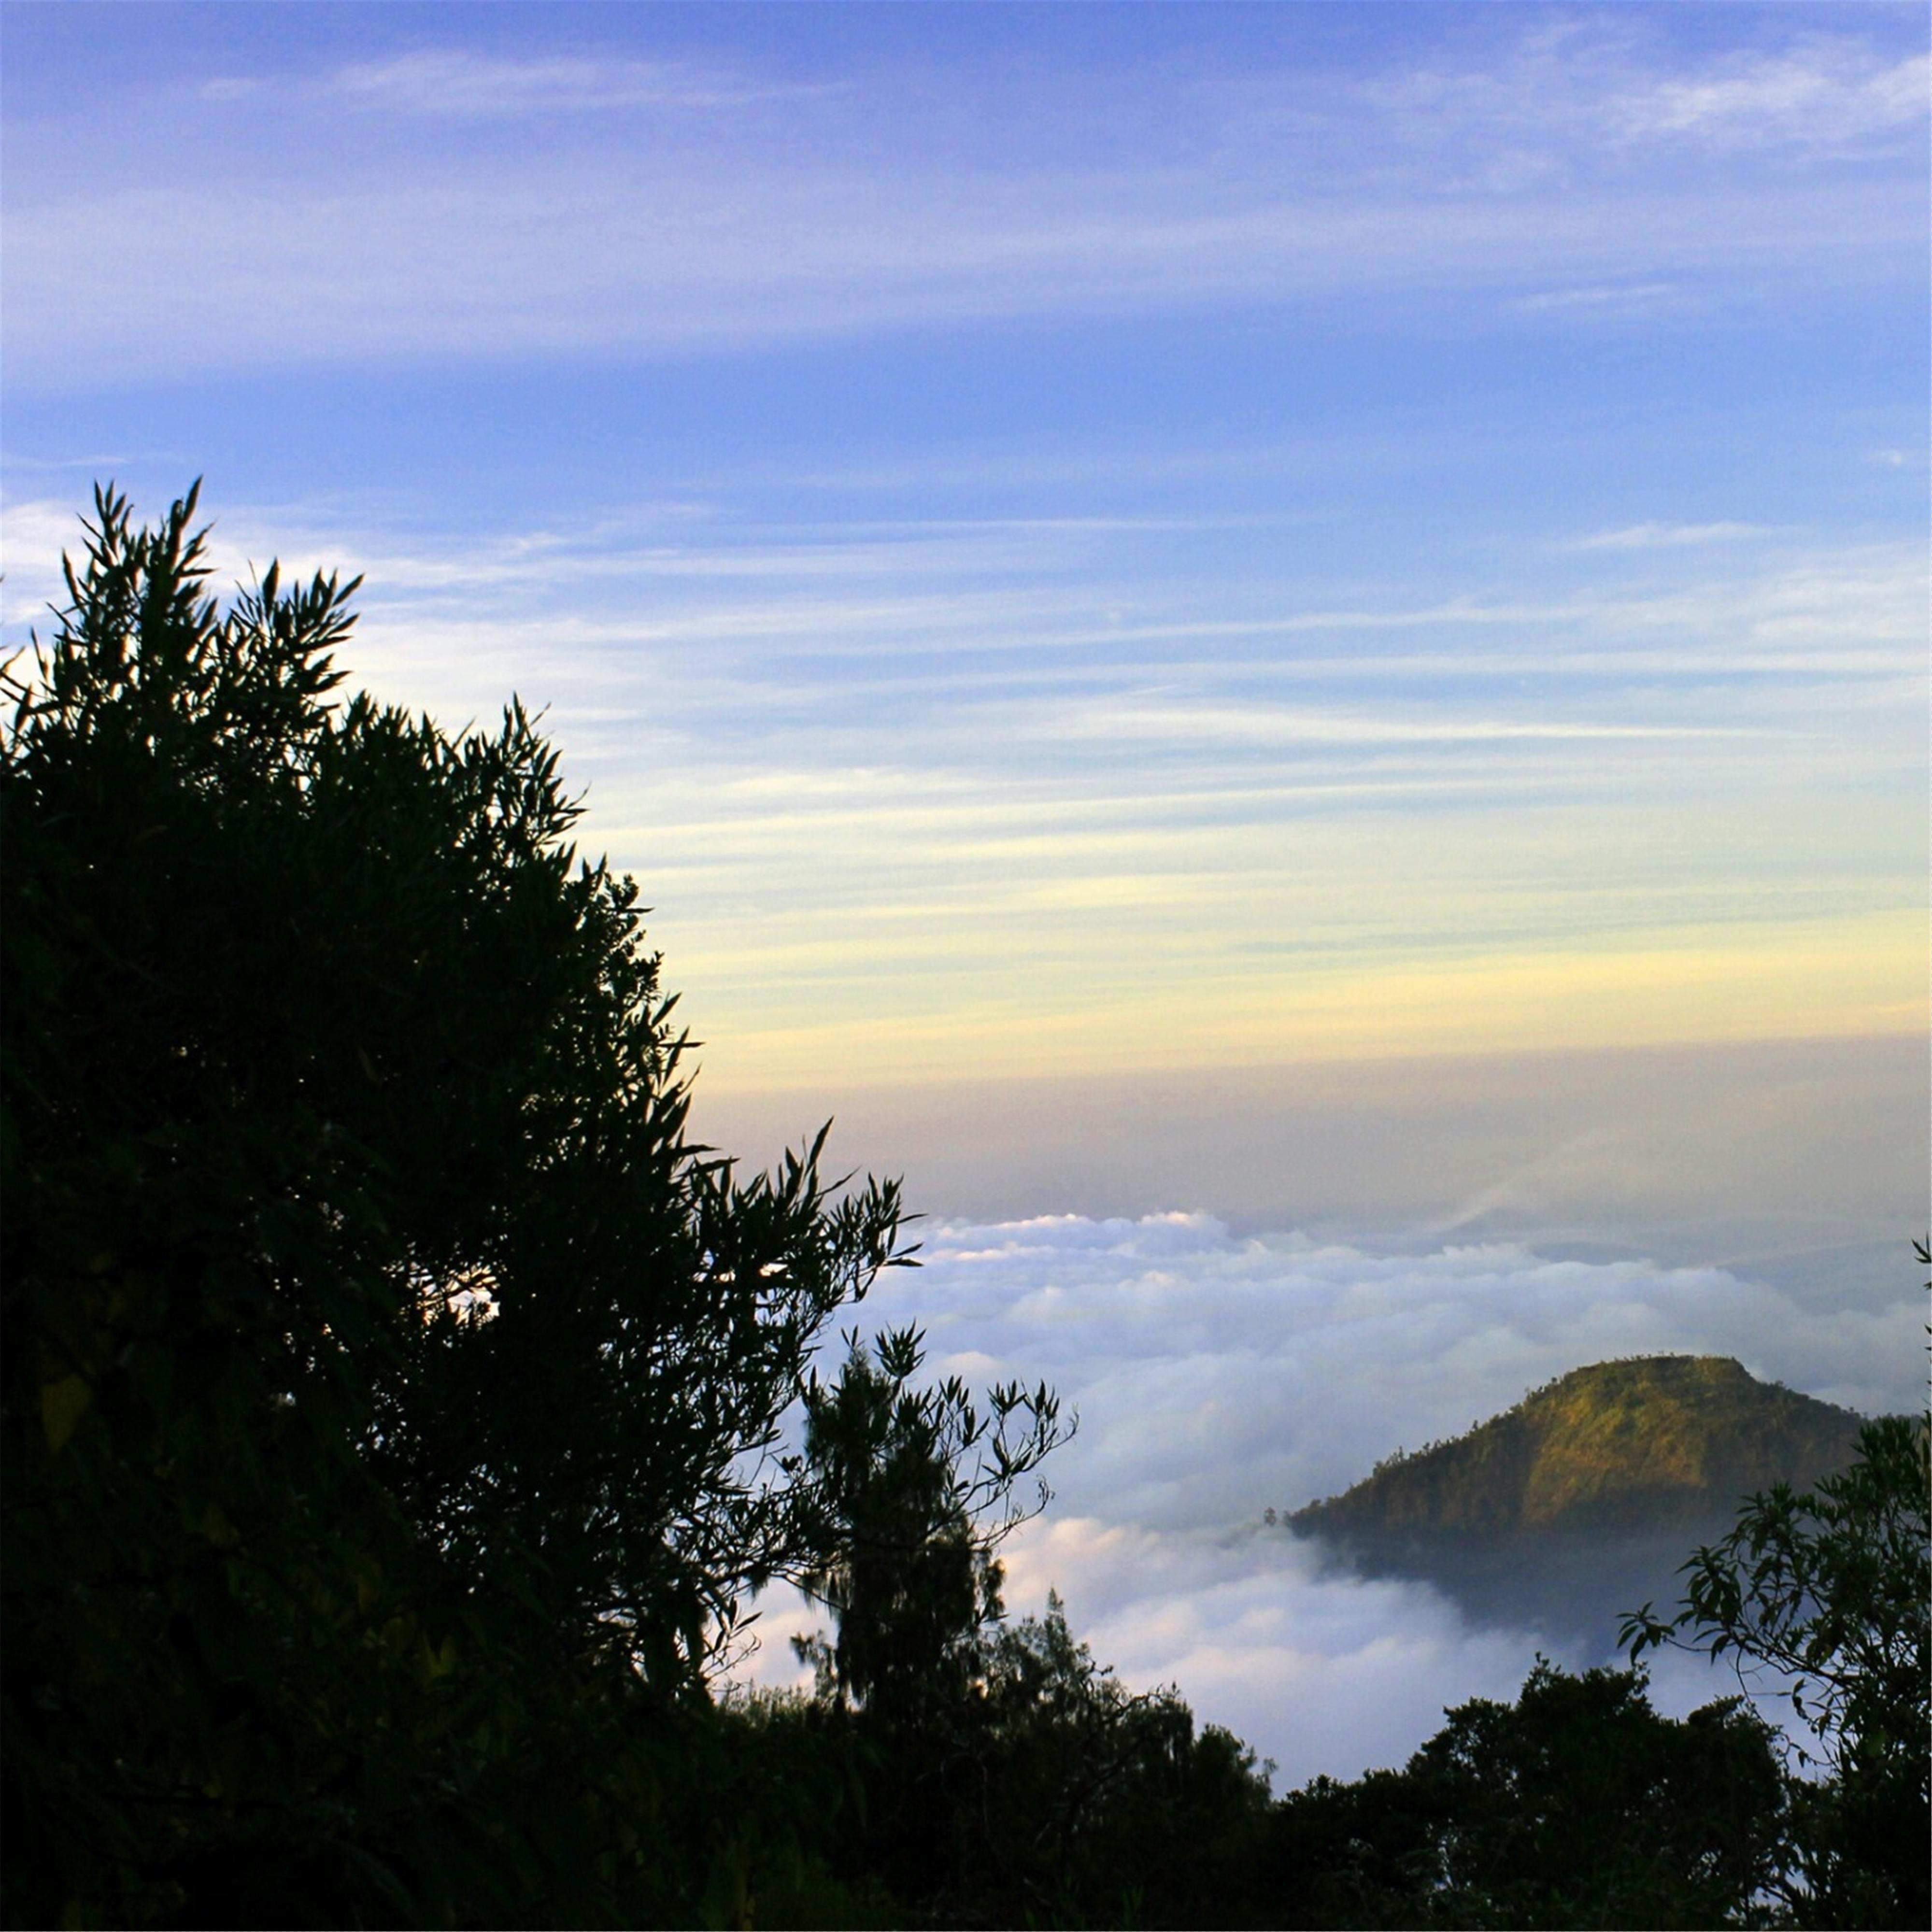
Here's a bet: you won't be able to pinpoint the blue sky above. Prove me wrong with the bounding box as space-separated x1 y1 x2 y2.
6 0 1924 1246
4 0 1927 1764
6 0 1925 1228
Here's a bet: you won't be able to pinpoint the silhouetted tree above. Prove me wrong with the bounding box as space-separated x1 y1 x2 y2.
971 1593 1274 1926
1 484 909 1927
1626 1385 1931 1927
1269 1661 1787 1930
789 1326 1065 1718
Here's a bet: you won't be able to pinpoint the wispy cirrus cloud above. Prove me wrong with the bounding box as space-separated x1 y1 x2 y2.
5 19 1923 386
1616 42 1930 154
326 48 834 117
1511 282 1691 317
1571 520 1775 551
1344 25 1929 180
1057 701 1742 751
5 497 1917 1092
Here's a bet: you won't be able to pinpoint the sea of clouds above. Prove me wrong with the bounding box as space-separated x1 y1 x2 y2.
733 1212 1920 1786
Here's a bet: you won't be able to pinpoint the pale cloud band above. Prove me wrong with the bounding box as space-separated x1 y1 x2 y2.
5 17 1925 387
4 489 1922 1092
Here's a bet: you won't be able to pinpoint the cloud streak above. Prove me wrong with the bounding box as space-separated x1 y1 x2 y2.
4 488 1919 1086
328 49 830 117
1572 520 1775 551
1622 43 1929 153
5 19 1923 386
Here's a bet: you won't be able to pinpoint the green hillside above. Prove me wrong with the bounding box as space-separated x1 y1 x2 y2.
1293 1356 1868 1546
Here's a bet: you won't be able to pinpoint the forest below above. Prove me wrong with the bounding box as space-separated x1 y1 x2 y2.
3 489 1926 1930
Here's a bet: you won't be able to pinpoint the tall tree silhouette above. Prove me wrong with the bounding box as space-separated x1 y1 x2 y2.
790 1326 1065 1718
1 484 908 1926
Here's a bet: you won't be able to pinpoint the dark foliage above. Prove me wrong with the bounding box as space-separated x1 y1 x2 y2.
788 1327 1065 1721
1 486 907 1926
1267 1662 1787 1930
1626 1379 1931 1929
773 1331 1275 1924
739 1597 1275 1929
968 1599 1274 1926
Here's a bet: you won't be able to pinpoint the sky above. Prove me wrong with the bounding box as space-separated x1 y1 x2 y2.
3 1 1926 1780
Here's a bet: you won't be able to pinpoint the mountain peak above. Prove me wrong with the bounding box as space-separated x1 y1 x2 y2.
1291 1354 1867 1545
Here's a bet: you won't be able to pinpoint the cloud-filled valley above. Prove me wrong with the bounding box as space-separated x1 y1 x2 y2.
734 1212 1921 1783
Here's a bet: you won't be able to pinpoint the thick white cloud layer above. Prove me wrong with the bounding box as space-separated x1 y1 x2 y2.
875 1214 1918 1521
733 1213 1918 1785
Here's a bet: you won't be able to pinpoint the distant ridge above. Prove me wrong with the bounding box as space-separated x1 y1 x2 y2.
1293 1355 1867 1542
1284 1356 1872 1645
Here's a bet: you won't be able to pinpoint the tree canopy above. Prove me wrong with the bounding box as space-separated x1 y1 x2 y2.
1 484 910 1925
1625 1394 1931 1928
1268 1661 1786 1931
788 1325 1066 1717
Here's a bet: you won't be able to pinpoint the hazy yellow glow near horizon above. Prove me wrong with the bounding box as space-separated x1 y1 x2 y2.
668 910 1925 1096
4 497 1923 1107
